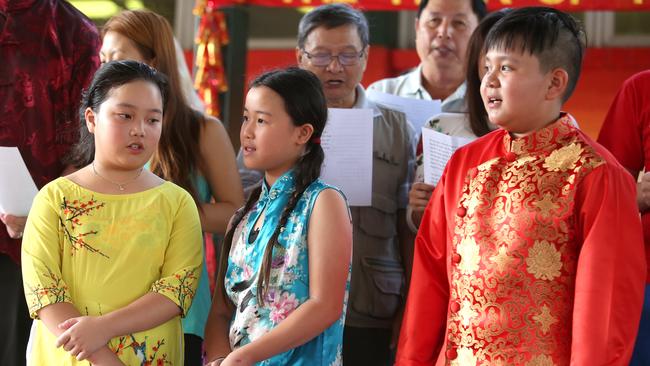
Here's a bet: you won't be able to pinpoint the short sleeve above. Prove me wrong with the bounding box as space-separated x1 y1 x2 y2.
21 189 72 318
150 192 203 317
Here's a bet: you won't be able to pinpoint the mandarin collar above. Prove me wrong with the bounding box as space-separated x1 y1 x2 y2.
503 113 575 156
259 170 296 201
0 0 37 12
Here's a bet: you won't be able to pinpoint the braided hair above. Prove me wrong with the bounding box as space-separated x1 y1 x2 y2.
217 67 328 305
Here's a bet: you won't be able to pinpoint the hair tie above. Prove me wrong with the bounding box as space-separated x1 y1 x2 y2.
311 137 321 144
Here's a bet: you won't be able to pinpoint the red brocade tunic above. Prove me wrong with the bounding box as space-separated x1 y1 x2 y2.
396 115 646 366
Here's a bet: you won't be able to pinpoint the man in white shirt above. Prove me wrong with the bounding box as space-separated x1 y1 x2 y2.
369 0 487 233
368 0 486 112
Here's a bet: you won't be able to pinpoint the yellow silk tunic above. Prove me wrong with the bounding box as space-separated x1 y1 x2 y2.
22 178 203 365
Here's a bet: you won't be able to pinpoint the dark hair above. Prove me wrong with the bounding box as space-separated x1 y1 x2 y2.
484 7 586 102
217 67 328 305
66 60 168 167
297 4 369 50
103 10 205 204
417 0 487 21
465 9 511 137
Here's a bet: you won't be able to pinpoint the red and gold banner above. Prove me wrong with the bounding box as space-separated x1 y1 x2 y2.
214 0 650 11
194 0 230 117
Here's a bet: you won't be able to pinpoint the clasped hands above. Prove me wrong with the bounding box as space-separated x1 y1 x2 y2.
55 316 113 362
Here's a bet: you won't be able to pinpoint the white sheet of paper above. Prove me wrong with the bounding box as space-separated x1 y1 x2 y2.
320 108 373 206
366 89 441 136
0 147 39 216
422 127 472 186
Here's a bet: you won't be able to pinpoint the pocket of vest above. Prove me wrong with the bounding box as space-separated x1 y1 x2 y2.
352 256 404 319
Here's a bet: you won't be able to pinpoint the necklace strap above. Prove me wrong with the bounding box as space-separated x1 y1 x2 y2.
92 162 143 191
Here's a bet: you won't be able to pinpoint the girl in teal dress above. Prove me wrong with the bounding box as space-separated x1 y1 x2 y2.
203 68 352 366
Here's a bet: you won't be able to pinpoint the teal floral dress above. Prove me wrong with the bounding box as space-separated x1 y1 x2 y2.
225 171 349 366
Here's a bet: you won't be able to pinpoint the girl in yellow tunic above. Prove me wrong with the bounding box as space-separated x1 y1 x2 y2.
21 60 203 366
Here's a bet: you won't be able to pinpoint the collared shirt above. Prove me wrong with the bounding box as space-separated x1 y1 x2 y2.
0 0 100 262
368 64 467 113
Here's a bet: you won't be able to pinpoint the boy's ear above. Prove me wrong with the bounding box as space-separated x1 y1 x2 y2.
85 107 96 134
546 68 569 101
295 123 315 145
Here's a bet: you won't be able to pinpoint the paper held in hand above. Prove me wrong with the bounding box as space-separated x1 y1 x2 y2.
320 108 373 206
422 117 473 186
366 89 441 138
0 147 39 216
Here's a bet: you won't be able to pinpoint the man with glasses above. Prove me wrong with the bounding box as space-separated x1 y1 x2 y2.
296 4 415 365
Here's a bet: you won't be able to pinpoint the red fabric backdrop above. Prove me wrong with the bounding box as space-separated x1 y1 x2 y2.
213 0 650 11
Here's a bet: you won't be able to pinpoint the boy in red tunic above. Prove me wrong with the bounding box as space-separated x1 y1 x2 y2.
397 7 646 366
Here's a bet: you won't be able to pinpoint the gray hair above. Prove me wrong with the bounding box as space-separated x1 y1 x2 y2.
297 4 369 50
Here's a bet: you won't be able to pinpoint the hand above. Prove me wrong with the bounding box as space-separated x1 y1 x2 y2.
219 348 254 366
0 214 27 239
56 316 113 361
638 173 650 212
408 183 434 227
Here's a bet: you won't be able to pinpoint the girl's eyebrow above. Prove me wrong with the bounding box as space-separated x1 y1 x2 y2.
115 102 162 114
243 106 272 117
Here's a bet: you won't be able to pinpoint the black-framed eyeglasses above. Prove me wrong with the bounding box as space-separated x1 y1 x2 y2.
301 48 366 67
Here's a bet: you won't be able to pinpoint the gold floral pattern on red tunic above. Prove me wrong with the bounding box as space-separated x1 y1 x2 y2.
526 354 556 366
489 246 512 273
457 236 481 275
453 347 478 366
543 143 583 171
458 300 478 327
533 304 558 333
444 116 605 365
533 193 560 217
526 240 562 280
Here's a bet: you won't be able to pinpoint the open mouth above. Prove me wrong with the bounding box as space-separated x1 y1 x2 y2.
127 142 143 151
486 97 502 107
